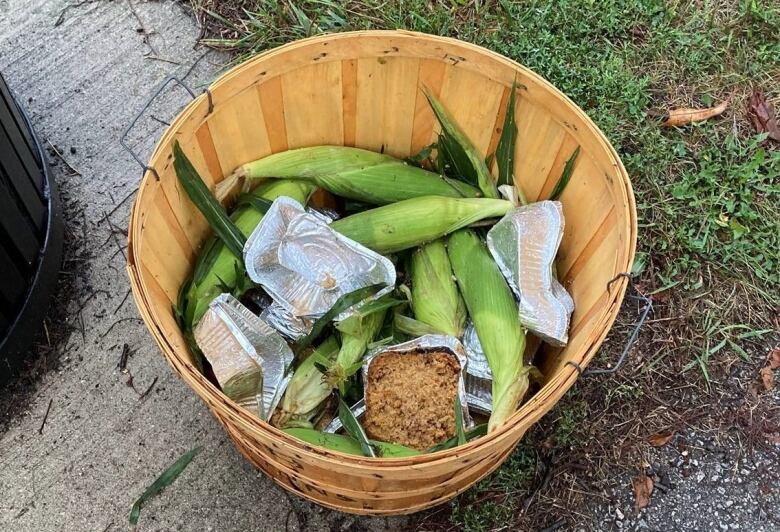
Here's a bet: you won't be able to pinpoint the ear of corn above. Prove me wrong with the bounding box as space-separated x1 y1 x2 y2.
284 428 420 457
330 306 388 392
409 240 466 337
447 229 529 432
424 89 500 199
279 302 388 427
330 196 513 254
183 179 315 330
234 146 480 204
277 336 340 428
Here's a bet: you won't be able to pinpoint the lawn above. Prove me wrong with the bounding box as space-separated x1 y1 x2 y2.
190 1 779 529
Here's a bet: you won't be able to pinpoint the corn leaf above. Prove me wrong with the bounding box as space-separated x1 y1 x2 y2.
549 146 580 201
234 193 273 213
393 313 443 337
424 88 499 199
293 284 384 356
455 396 466 446
335 296 404 337
173 141 245 258
496 80 519 188
129 446 201 525
337 394 376 457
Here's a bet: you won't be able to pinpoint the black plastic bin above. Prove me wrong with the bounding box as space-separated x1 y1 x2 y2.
0 72 63 384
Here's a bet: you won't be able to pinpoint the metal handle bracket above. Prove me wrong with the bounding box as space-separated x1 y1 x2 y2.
119 76 197 181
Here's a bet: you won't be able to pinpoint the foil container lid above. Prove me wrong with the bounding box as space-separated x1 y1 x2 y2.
194 293 293 421
244 196 396 319
486 201 574 346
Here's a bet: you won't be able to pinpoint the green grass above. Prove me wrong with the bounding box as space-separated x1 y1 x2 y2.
193 0 780 529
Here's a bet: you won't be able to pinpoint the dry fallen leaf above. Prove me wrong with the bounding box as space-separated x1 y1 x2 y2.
662 100 728 127
648 432 675 447
632 471 654 511
759 367 775 391
767 347 780 370
749 91 780 141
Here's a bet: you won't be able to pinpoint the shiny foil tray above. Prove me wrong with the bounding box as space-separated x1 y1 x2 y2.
194 293 293 421
487 201 574 346
244 196 395 320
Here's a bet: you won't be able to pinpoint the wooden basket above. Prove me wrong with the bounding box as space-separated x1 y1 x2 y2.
127 31 636 515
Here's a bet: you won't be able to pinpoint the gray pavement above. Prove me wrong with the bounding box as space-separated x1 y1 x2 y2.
0 1 399 530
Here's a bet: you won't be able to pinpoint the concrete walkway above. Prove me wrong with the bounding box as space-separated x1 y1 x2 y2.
0 2 398 530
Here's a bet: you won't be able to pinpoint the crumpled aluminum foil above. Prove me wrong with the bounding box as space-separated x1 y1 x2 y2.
306 206 339 223
244 196 396 322
194 293 293 421
462 321 493 414
487 201 574 346
260 302 314 341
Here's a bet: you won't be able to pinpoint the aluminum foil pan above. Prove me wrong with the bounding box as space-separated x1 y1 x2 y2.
463 321 493 414
486 201 574 346
325 336 473 433
363 335 473 428
194 293 293 421
244 196 395 319
260 302 314 341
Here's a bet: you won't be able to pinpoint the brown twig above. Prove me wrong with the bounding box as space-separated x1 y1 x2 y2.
139 377 159 399
127 0 159 55
114 289 132 313
46 140 82 176
38 399 53 435
144 55 181 65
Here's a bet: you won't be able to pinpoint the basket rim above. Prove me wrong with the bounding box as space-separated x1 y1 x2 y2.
127 30 637 466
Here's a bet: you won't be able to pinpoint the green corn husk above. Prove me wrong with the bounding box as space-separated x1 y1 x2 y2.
447 229 529 432
182 179 315 331
409 240 466 337
277 337 340 428
233 146 480 204
278 301 390 428
330 306 389 392
330 196 513 254
424 89 500 199
284 428 420 458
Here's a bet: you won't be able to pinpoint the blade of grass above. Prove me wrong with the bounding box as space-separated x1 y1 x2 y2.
129 446 202 525
549 146 580 201
337 394 376 457
173 141 246 258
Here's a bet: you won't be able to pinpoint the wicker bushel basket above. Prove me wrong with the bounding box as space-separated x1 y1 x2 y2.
127 31 636 515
